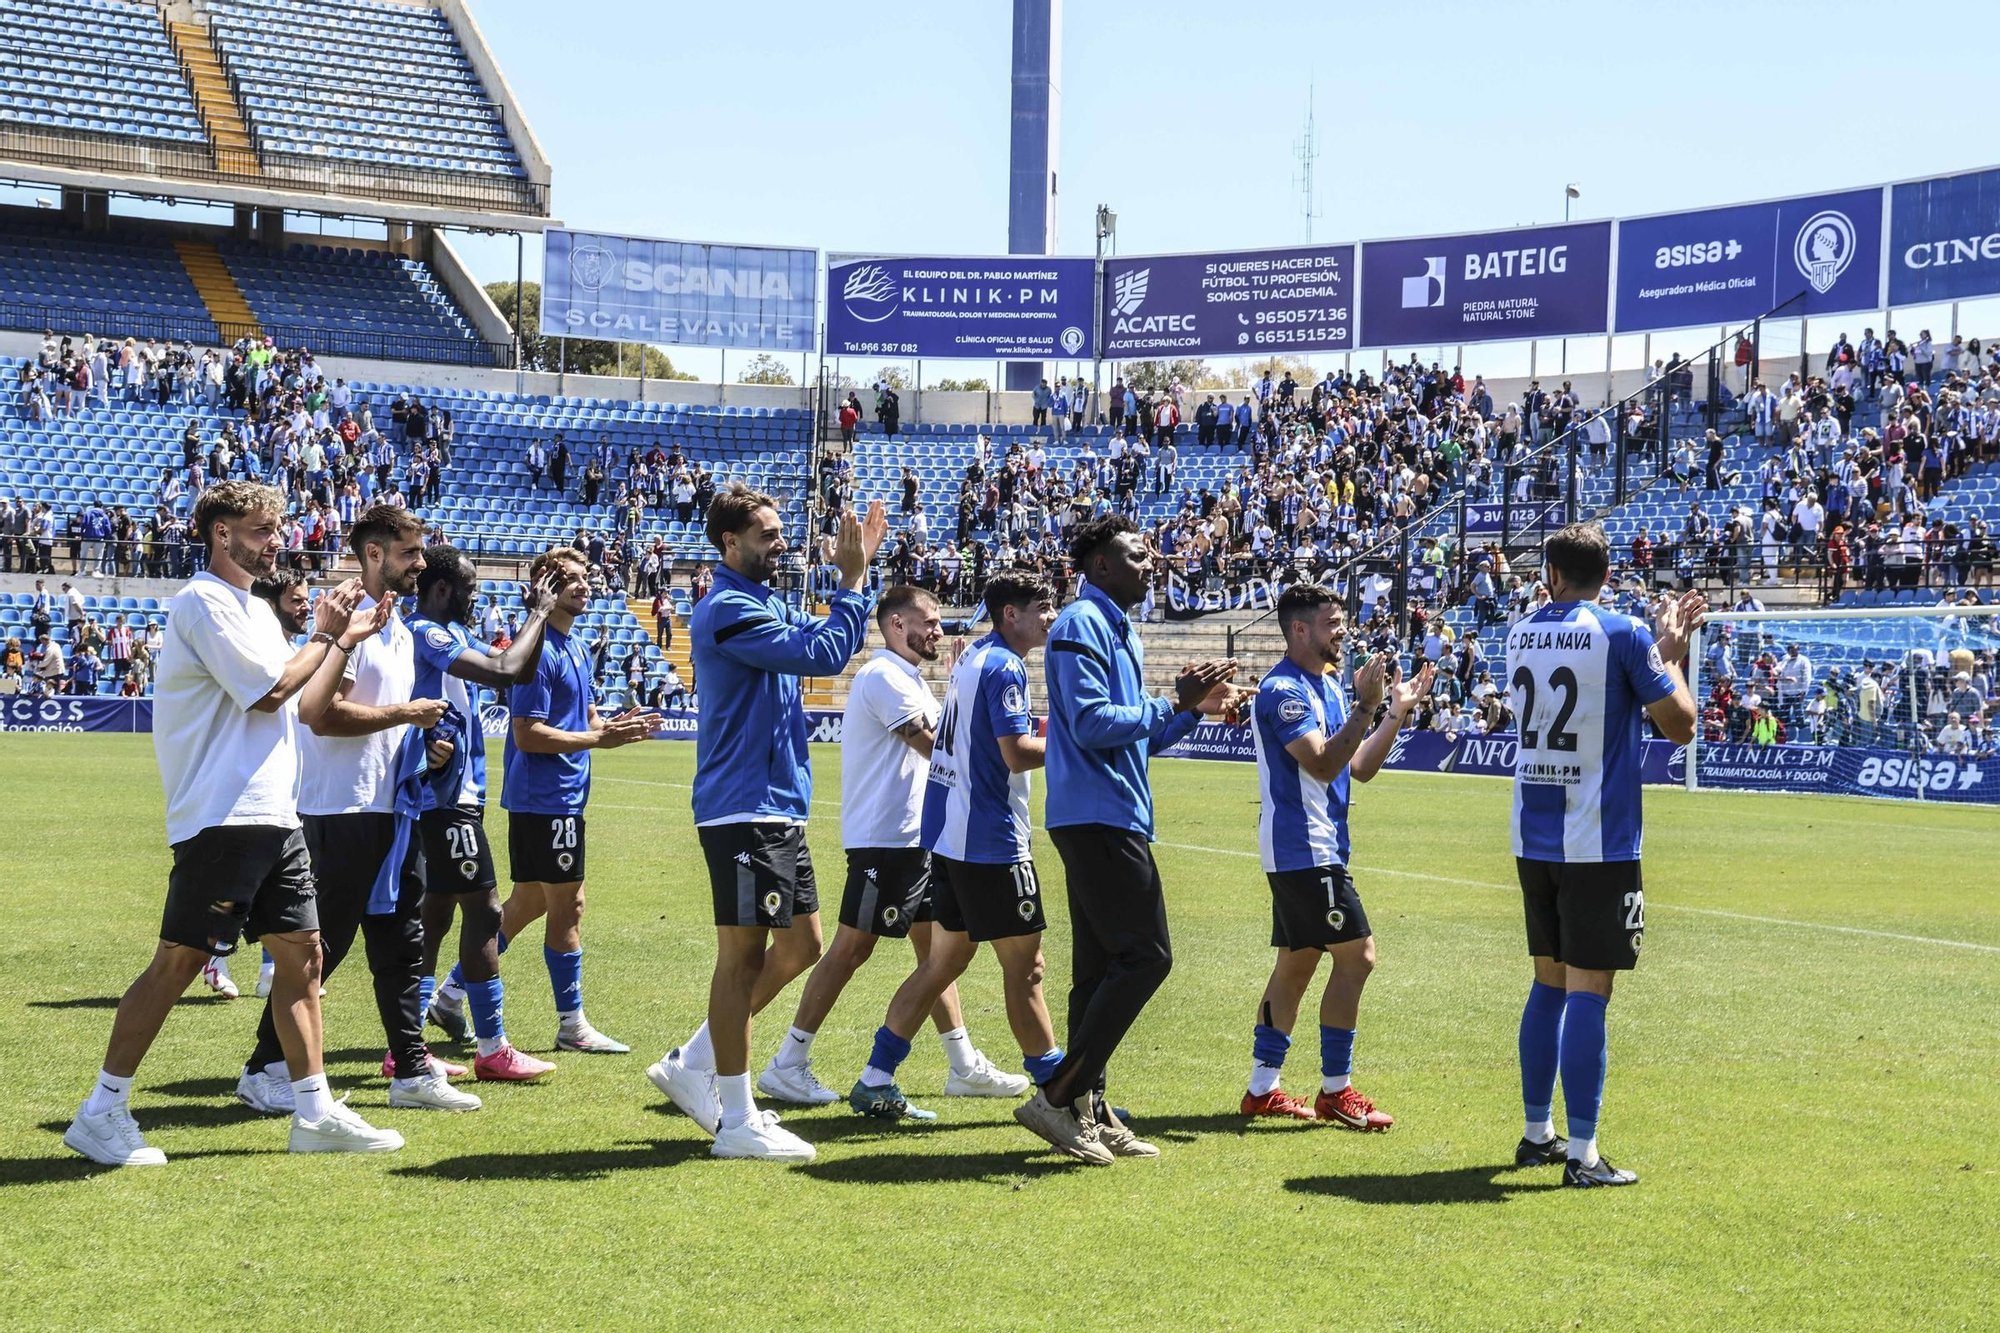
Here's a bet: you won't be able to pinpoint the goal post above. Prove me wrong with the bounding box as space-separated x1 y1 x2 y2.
1685 603 1999 803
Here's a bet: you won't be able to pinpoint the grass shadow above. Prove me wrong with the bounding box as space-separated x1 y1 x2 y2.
1108 1111 1321 1144
1285 1164 1564 1206
146 1076 239 1100
391 1137 710 1181
37 1101 264 1135
796 1148 1087 1186
1 1146 271 1187
25 996 124 1010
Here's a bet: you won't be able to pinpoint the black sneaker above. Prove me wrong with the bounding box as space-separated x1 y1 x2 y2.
1562 1154 1639 1187
1515 1133 1569 1167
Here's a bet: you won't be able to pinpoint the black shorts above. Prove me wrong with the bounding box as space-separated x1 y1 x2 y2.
700 823 820 928
1266 865 1372 950
931 854 1047 942
302 811 426 914
1517 857 1645 971
838 847 934 938
161 824 317 957
421 806 497 896
508 812 586 884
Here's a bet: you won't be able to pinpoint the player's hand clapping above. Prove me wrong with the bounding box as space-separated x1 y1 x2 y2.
1175 658 1239 714
340 591 397 649
311 577 365 642
594 706 662 750
1385 661 1434 720
1652 589 1708 663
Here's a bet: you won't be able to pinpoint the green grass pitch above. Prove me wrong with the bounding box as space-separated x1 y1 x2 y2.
0 737 1995 1331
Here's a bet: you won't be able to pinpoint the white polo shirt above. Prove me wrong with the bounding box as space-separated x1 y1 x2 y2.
154 573 299 845
840 648 939 850
298 594 415 816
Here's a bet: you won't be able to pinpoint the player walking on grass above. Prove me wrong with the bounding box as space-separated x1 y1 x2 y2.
1506 522 1702 1188
490 545 659 1058
1014 515 1245 1165
236 504 479 1117
1242 585 1430 1129
408 546 562 1082
650 484 886 1163
755 584 1026 1117
845 571 1060 1135
64 481 403 1166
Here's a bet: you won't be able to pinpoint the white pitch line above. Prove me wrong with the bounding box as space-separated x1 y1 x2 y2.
1155 839 2000 955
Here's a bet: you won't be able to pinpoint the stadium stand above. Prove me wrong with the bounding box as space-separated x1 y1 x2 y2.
219 242 488 360
0 0 207 144
0 223 217 343
207 0 527 183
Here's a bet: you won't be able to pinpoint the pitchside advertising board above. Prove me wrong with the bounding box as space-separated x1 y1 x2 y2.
1888 166 2000 305
539 229 817 351
825 255 1096 360
1613 188 1885 332
1099 244 1355 360
1359 221 1612 348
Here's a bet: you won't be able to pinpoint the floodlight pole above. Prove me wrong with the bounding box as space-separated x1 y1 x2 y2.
1092 203 1114 424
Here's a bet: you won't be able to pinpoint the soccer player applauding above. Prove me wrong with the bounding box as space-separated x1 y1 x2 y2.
1243 585 1428 1129
1506 523 1702 1187
651 486 886 1162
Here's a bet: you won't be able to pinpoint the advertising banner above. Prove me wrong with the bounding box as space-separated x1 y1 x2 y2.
0 697 153 732
1465 499 1566 535
825 255 1096 359
1163 572 1281 620
1100 244 1354 360
1613 188 1885 332
539 229 816 350
1887 166 2000 306
1360 221 1612 347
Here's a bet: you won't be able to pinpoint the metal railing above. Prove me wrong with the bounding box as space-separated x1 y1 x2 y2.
0 301 511 368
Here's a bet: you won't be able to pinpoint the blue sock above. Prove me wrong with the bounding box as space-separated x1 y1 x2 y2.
261 946 273 967
545 946 582 1016
417 974 436 1017
465 977 505 1041
1559 991 1610 1147
445 931 504 992
1022 1047 1064 1086
1252 1023 1290 1069
867 1026 912 1078
1519 980 1566 1128
1320 1025 1355 1080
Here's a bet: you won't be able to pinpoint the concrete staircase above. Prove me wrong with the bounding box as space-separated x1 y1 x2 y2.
173 238 260 340
164 18 258 175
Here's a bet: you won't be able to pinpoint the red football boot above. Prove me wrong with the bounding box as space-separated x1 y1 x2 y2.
1314 1085 1393 1131
1240 1088 1318 1120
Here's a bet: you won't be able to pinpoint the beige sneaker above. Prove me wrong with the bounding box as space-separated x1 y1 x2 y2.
1092 1095 1159 1158
1014 1090 1113 1166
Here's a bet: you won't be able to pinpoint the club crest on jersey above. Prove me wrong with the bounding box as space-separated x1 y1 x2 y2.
1646 643 1665 674
1278 697 1309 724
882 905 901 926
1630 931 1644 954
425 626 456 651
1002 684 1025 714
762 890 783 916
556 852 574 873
1326 907 1346 930
458 859 477 879
1018 899 1037 921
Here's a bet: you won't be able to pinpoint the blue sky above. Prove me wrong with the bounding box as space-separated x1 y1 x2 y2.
435 1 2000 379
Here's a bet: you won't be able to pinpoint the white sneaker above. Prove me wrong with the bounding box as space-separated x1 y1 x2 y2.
945 1051 1032 1098
254 962 276 999
289 1099 405 1154
711 1109 815 1162
63 1102 167 1167
388 1073 482 1112
236 1067 296 1115
757 1056 842 1106
646 1048 720 1136
201 957 239 999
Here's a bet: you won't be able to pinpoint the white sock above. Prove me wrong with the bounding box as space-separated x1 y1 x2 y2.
1247 1064 1281 1097
1569 1136 1599 1167
82 1068 130 1117
476 1035 505 1058
1321 1073 1351 1094
938 1026 977 1078
257 958 276 977
860 1064 895 1089
263 1059 291 1082
436 980 464 1008
679 1021 715 1072
774 1025 815 1069
557 1008 583 1034
716 1072 755 1130
291 1074 333 1123
1525 1118 1556 1144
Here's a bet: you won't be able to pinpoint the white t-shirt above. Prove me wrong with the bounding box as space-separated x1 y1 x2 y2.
298 595 415 816
154 573 298 845
840 648 939 849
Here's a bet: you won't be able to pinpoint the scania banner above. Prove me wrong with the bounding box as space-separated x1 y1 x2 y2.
540 229 816 350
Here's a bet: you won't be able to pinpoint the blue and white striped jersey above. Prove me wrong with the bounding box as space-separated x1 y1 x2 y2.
921 633 1035 864
1251 657 1352 873
409 615 485 812
1505 601 1677 863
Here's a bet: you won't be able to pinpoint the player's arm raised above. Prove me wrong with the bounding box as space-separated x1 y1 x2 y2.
1351 659 1434 782
452 569 560 688
1283 653 1382 783
246 577 362 715
710 506 885 676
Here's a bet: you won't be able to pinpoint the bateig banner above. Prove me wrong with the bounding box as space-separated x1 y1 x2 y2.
826 255 1096 360
0 696 153 732
1360 221 1612 347
1613 188 1884 332
1100 244 1354 360
1887 166 2000 306
540 230 817 350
